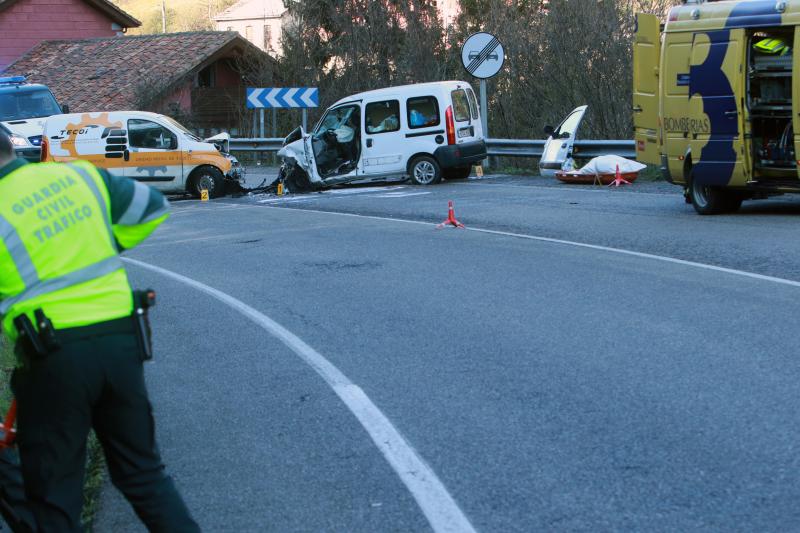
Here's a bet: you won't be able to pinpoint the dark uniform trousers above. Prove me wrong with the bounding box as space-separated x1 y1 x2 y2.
10 322 200 532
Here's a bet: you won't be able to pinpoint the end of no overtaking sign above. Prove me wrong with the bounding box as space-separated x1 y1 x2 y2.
461 32 505 79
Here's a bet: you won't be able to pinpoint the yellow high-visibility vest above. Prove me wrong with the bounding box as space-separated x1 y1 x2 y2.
0 160 165 341
754 38 790 56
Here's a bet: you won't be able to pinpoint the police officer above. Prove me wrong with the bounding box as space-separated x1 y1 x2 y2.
0 129 200 532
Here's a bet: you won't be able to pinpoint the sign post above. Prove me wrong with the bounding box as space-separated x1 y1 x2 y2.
461 32 504 168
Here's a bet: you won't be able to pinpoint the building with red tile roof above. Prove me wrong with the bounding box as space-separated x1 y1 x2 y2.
0 0 141 71
3 31 277 132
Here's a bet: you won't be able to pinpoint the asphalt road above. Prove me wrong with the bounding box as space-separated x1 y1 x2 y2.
95 174 800 532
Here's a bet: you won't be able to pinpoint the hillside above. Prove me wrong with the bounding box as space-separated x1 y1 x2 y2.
112 0 239 35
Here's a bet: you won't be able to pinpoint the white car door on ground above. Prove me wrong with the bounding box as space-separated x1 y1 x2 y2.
539 105 588 178
362 98 406 177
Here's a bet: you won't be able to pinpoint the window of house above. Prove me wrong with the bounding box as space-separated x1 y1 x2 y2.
450 89 470 122
128 119 176 150
226 26 232 31
245 25 253 42
365 100 400 134
263 24 272 50
406 96 440 129
197 65 215 88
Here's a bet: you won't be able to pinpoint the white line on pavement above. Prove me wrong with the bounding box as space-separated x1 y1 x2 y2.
256 186 409 204
375 192 431 198
255 205 800 290
121 257 477 533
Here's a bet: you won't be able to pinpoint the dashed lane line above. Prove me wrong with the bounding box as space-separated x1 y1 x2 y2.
122 257 478 533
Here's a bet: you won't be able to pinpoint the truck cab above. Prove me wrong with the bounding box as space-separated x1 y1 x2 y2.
0 76 64 162
634 0 800 214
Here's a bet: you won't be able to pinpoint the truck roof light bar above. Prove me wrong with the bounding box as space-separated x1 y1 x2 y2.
0 76 27 85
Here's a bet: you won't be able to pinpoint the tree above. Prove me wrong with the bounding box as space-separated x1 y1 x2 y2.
279 0 447 119
450 0 679 140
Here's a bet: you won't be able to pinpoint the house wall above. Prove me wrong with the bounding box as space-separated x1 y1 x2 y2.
217 17 282 55
0 0 123 71
214 0 286 55
151 59 247 130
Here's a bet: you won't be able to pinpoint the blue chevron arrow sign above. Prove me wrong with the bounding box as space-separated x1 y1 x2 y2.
246 87 319 108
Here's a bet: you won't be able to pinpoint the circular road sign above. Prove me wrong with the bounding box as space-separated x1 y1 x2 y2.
461 32 505 79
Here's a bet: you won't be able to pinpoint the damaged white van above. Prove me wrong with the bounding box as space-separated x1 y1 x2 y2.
277 81 487 190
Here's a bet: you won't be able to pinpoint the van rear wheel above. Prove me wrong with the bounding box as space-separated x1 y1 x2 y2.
689 175 741 215
188 167 225 198
408 156 442 185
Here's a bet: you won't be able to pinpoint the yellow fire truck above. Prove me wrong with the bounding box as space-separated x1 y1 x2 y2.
634 0 800 214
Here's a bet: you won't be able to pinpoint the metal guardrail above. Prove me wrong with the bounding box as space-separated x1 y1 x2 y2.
229 137 636 159
485 139 636 159
229 137 285 152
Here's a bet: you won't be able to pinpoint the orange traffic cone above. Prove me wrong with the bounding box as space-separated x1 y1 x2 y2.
608 164 632 187
436 200 465 229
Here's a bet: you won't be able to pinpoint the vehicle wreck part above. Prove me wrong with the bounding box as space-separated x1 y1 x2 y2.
280 160 314 193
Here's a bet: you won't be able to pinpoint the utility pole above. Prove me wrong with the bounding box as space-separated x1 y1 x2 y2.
161 0 167 33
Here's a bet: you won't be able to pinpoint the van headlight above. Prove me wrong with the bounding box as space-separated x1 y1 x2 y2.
10 134 31 147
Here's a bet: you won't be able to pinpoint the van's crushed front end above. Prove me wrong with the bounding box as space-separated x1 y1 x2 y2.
276 127 323 192
204 132 246 188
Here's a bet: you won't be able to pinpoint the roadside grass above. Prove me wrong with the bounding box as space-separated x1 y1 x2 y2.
637 164 663 182
1 338 106 532
81 437 106 532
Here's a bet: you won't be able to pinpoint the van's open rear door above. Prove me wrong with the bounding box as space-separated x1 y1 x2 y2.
633 13 661 165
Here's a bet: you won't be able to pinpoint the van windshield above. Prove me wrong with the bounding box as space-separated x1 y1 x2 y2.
314 106 358 135
163 116 200 141
0 89 61 121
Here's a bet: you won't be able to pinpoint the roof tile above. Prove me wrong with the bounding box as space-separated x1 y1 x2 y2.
2 31 260 111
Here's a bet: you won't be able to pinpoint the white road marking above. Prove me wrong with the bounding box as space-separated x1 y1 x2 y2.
254 205 800 290
375 192 431 198
257 196 315 204
137 232 250 247
122 258 477 533
256 186 409 204
325 186 406 195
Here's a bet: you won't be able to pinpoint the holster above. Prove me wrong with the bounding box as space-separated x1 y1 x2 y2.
132 289 156 362
13 310 58 361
